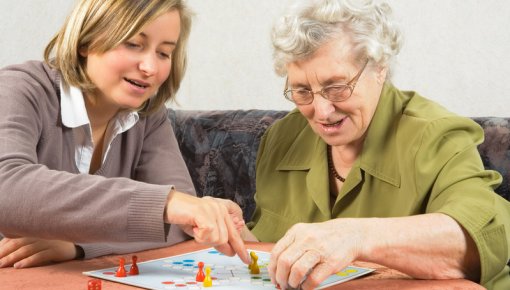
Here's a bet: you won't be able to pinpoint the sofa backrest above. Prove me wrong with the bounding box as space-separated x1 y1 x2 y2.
168 109 510 221
168 109 288 221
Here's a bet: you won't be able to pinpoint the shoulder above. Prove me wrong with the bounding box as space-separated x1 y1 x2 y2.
257 109 310 157
262 109 309 147
398 91 484 147
384 87 485 167
0 61 60 102
0 61 61 116
135 105 173 135
0 60 58 86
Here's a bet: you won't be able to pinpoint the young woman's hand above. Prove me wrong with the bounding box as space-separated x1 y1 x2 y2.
165 190 250 264
0 237 77 268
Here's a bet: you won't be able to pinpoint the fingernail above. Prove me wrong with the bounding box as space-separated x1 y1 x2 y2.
14 262 23 269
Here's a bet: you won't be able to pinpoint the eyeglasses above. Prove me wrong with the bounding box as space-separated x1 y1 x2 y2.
283 60 369 105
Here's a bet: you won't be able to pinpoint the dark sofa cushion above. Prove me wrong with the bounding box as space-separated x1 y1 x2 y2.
168 109 288 220
473 117 510 201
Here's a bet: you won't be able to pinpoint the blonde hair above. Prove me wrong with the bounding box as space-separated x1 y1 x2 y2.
272 0 402 77
44 0 192 115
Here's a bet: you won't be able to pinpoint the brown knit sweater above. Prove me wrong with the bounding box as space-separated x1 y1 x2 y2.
0 61 195 258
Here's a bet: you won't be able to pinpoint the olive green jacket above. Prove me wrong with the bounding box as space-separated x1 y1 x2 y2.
250 84 510 289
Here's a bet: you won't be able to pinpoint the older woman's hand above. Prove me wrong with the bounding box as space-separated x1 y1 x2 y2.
0 237 77 268
268 219 364 290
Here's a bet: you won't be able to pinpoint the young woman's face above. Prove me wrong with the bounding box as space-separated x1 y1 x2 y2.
82 10 181 110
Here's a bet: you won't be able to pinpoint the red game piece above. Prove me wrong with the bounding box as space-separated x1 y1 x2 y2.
88 279 102 290
115 257 127 277
195 261 205 282
129 255 139 275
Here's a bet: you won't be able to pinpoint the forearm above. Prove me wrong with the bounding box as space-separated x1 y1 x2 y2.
355 213 480 281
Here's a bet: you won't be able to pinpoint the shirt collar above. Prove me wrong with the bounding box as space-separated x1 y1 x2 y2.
60 79 89 128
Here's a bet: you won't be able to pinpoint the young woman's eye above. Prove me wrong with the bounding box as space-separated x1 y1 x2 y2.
124 42 141 49
158 51 171 59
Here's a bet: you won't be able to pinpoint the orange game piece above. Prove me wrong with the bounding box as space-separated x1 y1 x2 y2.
115 257 127 277
88 278 102 290
129 255 139 275
195 261 205 282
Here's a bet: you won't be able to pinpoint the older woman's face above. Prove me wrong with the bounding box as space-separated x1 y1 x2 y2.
286 39 386 148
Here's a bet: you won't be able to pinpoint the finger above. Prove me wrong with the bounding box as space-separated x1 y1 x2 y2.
268 231 295 283
224 213 249 264
13 249 54 269
0 238 36 257
179 225 195 238
210 208 248 263
288 250 321 289
0 238 13 259
0 243 38 268
214 204 229 245
274 245 308 290
301 262 337 290
192 205 221 244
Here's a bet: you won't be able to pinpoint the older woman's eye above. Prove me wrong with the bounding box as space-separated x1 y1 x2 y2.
293 89 311 97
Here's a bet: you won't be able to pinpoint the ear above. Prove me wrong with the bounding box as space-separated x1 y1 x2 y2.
376 65 388 85
79 46 88 57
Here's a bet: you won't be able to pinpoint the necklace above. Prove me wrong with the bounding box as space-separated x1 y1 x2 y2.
327 145 346 182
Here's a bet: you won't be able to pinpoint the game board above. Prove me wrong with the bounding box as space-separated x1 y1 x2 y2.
83 248 374 289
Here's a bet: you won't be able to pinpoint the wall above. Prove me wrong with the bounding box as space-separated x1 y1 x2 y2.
1 0 508 116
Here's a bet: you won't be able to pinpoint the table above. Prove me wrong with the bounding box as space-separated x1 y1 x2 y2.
0 240 485 290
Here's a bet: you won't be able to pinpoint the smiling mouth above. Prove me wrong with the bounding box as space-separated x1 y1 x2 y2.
124 78 149 89
323 119 344 127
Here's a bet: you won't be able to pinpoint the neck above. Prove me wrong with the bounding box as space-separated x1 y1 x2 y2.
83 93 119 130
329 142 363 167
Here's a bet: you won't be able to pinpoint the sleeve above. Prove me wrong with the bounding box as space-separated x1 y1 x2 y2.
133 106 196 196
415 116 510 284
0 67 178 245
75 107 195 258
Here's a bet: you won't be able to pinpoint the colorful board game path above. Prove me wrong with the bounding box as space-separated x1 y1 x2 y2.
84 248 373 289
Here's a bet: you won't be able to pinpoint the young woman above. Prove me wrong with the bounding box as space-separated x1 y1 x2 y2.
0 0 249 268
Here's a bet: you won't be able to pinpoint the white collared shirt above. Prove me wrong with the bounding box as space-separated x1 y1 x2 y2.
60 80 139 173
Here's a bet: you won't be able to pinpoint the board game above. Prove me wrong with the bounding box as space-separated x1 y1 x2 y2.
83 248 374 289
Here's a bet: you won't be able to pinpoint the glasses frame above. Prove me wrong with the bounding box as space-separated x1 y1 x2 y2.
283 59 369 105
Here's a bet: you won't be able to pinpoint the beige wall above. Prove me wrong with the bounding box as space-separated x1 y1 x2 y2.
1 0 509 116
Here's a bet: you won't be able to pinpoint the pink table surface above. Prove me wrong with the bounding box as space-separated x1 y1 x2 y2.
0 240 485 290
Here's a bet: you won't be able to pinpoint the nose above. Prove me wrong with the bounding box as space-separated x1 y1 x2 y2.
312 91 335 118
138 52 157 76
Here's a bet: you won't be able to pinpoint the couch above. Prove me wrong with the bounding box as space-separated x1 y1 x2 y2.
168 109 510 221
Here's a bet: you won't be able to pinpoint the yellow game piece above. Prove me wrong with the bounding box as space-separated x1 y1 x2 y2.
249 251 260 274
203 266 212 287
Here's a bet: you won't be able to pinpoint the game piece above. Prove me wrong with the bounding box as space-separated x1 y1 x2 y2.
88 279 101 290
250 251 260 274
115 257 127 277
84 247 374 290
203 266 212 287
195 261 205 282
129 255 139 275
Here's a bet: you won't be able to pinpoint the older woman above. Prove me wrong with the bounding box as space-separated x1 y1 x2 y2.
247 0 510 289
